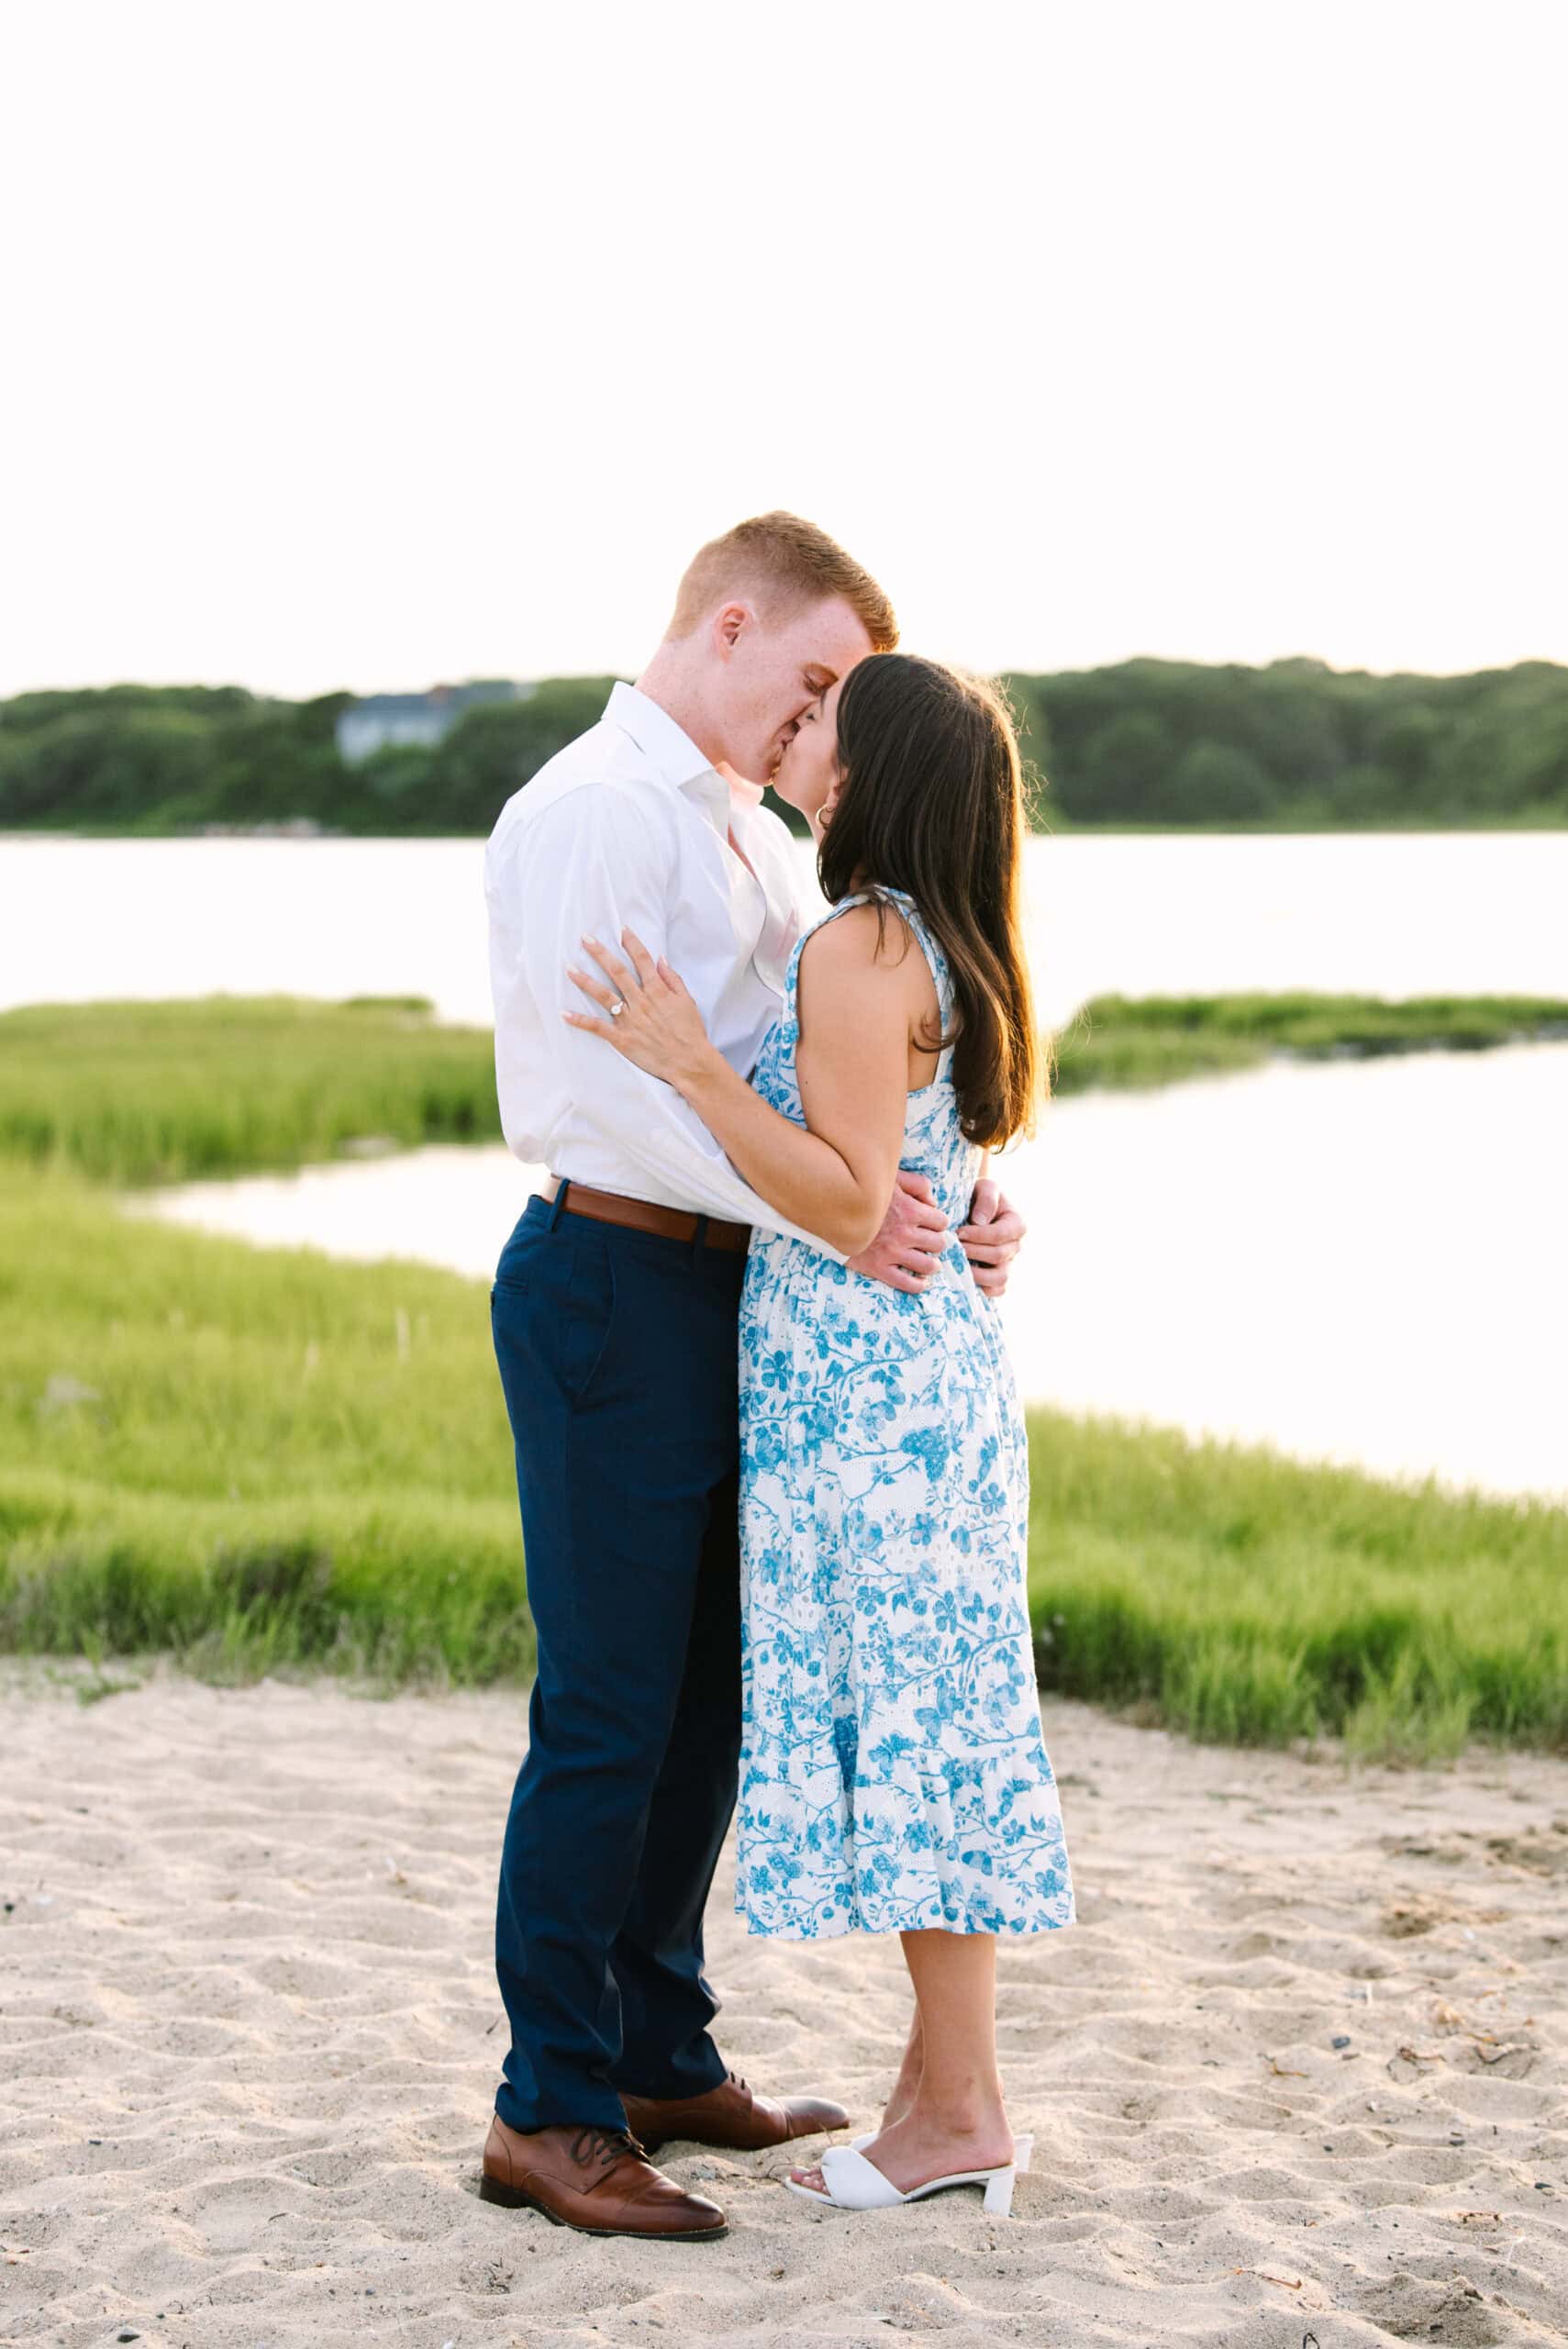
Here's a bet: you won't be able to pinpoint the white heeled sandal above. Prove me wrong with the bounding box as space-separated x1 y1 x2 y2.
786 2143 1018 2216
851 2128 1032 2174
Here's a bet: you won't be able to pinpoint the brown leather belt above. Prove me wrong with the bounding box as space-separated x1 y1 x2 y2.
542 1174 751 1252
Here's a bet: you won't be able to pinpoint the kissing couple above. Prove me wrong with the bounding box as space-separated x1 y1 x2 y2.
479 512 1075 2240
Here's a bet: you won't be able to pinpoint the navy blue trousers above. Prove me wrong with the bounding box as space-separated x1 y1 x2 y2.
488 1183 747 2133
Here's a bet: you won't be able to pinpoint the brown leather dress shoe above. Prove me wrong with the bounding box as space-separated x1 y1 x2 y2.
618 2067 849 2158
479 2116 727 2241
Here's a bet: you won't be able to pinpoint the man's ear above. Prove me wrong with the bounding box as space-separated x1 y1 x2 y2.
711 601 755 660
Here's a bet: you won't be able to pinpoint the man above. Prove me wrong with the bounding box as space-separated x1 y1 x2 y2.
479 514 1028 2242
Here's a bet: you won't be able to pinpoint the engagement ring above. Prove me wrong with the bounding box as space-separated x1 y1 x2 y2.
610 997 626 1018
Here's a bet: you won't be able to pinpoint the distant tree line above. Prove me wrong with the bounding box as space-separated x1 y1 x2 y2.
0 680 615 837
1007 658 1568 828
3 660 1565 836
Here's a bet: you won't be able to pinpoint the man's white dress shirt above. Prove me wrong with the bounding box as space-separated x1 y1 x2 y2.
484 680 845 1261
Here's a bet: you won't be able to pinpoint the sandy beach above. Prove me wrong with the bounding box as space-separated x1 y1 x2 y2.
2 1661 1564 2349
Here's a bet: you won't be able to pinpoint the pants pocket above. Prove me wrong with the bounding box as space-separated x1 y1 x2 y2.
558 1238 618 1408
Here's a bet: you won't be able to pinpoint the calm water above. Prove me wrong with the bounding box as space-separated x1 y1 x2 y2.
124 1042 1568 1508
5 830 1568 1028
7 833 1566 1506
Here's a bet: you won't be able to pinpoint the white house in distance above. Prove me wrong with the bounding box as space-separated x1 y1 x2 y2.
336 679 534 765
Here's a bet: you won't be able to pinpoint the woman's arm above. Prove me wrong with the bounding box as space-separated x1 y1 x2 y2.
565 907 917 1256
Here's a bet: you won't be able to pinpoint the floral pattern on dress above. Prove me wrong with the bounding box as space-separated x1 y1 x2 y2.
735 887 1076 1940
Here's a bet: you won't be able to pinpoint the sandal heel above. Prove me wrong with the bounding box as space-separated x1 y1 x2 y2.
982 2165 1017 2218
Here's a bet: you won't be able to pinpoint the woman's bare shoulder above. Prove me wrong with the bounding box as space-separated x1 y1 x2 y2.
796 902 933 1054
799 898 918 979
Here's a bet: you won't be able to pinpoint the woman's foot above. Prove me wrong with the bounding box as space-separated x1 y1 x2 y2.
789 2108 1014 2199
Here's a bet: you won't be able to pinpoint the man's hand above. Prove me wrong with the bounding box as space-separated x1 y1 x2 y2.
957 1175 1026 1297
845 1169 949 1295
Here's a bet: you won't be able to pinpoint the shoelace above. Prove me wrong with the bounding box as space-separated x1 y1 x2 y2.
568 2123 646 2174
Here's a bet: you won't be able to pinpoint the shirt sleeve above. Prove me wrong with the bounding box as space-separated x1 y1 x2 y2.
498 785 847 1262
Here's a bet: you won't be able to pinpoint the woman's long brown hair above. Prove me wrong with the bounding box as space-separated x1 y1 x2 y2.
817 652 1047 1150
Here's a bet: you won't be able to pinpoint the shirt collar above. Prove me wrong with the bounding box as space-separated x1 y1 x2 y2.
605 681 710 790
605 680 766 825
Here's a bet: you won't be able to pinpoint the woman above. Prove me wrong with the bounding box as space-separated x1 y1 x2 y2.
564 651 1075 2217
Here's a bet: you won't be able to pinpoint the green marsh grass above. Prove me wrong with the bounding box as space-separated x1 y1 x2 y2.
2 1150 1563 1753
1025 1414 1567 1762
6 990 1568 1186
2 993 1565 1751
0 995 500 1185
1049 991 1568 1096
0 1153 526 1688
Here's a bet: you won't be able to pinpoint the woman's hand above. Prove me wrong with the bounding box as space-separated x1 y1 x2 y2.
563 928 719 1091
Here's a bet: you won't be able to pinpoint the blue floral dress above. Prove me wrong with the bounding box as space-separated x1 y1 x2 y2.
735 887 1076 1940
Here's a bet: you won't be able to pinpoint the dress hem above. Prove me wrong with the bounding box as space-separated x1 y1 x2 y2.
736 1907 1077 1943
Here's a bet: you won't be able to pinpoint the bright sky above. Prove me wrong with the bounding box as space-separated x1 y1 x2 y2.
4 1 1562 701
